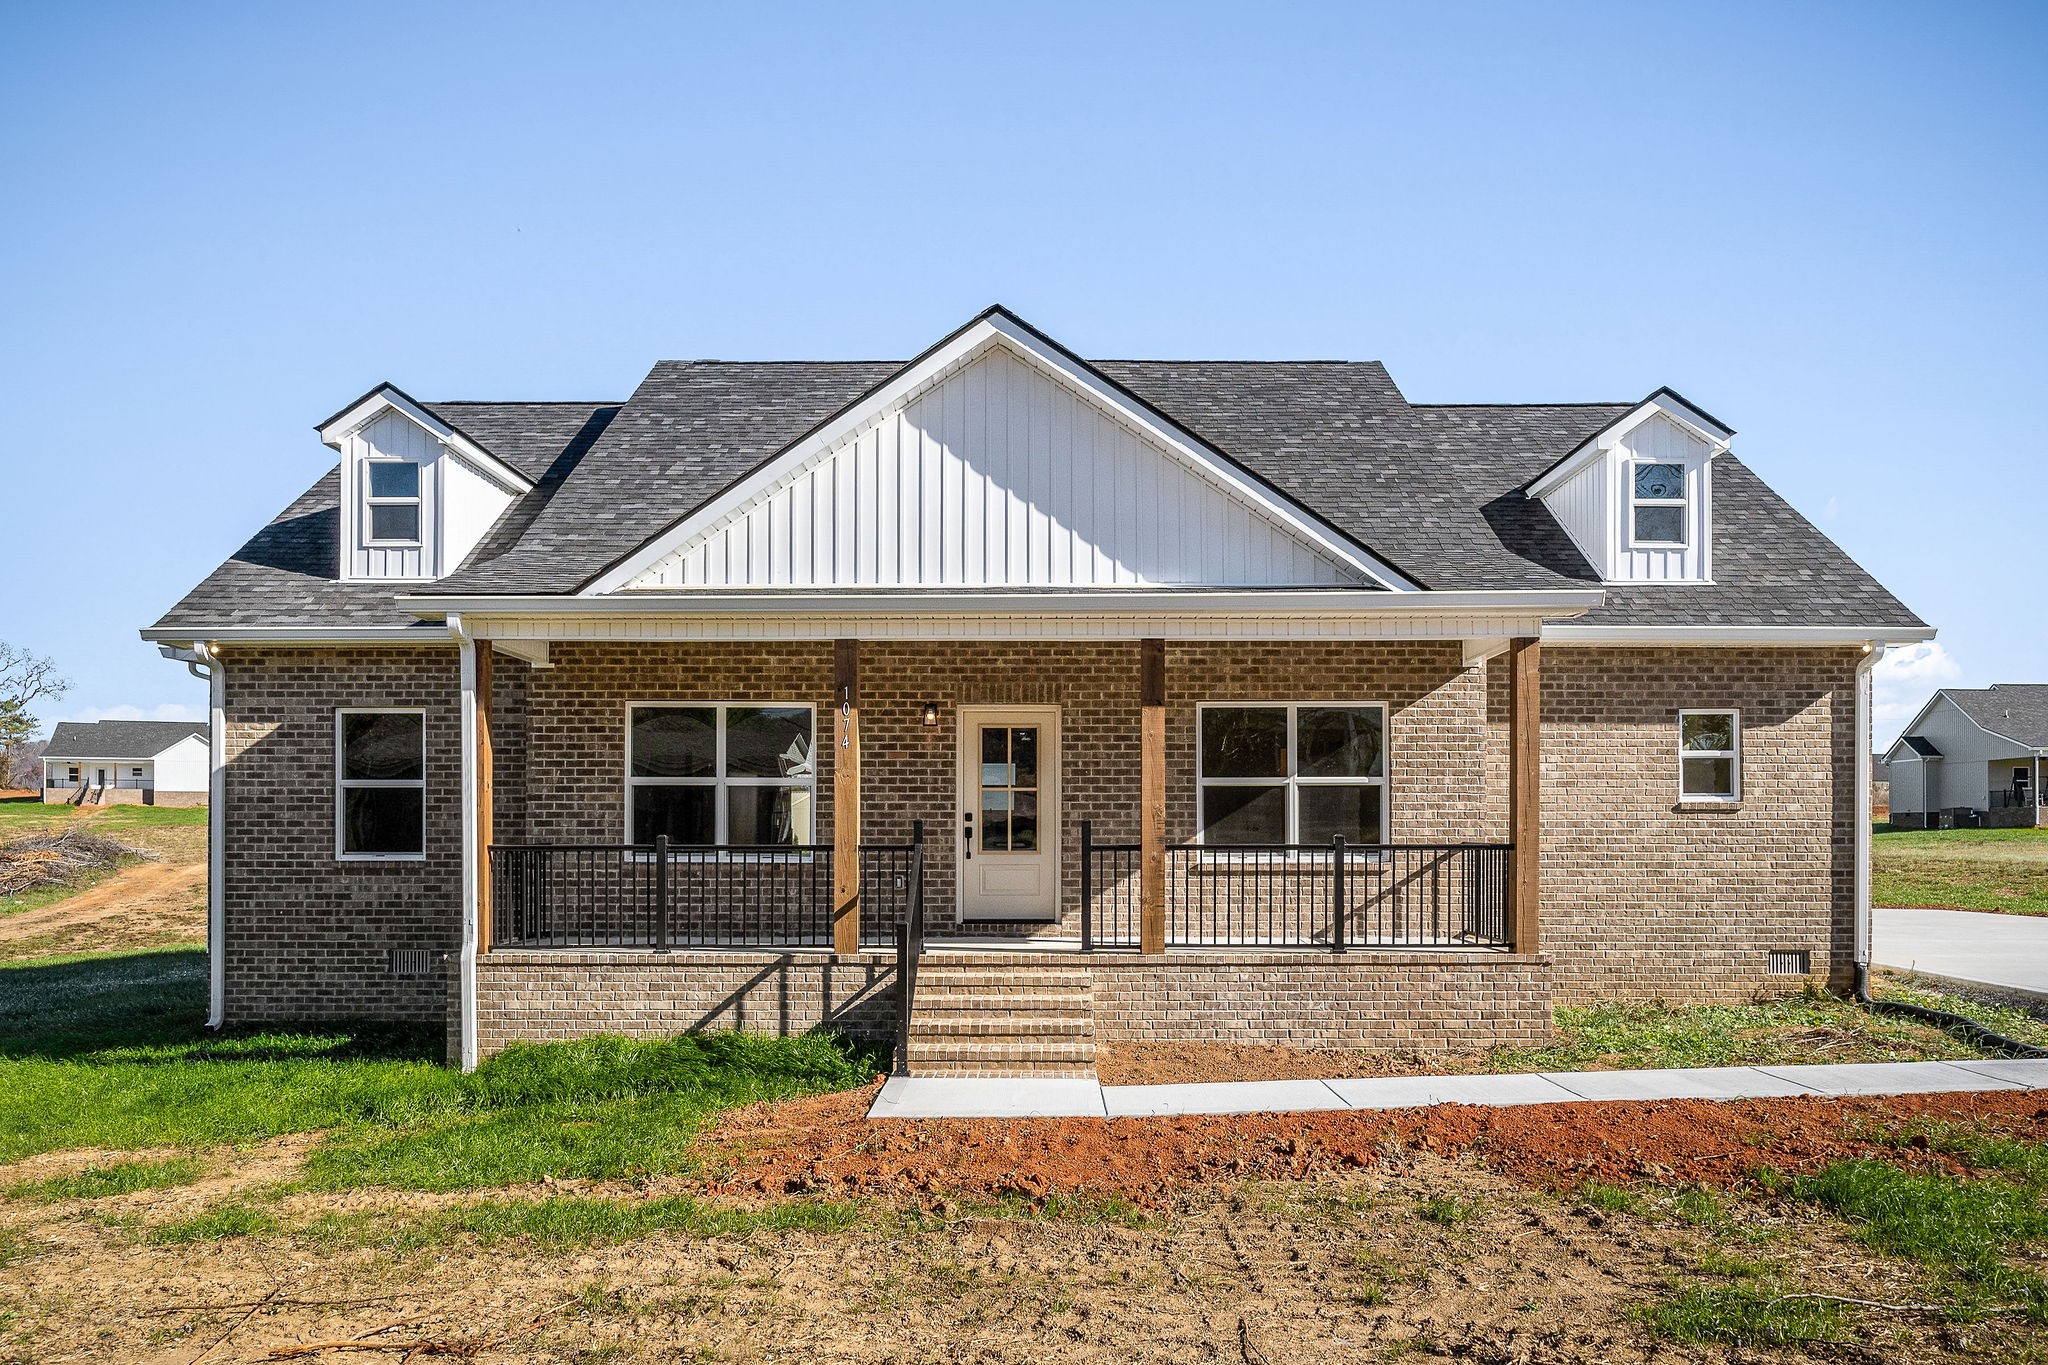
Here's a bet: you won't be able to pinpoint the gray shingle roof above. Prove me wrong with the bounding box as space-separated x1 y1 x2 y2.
1942 685 2048 748
45 720 208 760
150 345 1926 635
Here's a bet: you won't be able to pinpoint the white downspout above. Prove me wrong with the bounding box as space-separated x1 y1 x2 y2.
159 642 226 1028
452 613 480 1072
1854 645 1884 982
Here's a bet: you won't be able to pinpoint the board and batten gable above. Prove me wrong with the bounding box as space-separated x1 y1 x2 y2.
1544 412 1716 584
334 408 522 582
624 347 1371 591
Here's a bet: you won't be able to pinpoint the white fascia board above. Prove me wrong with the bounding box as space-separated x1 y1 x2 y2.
407 588 1601 619
318 386 533 495
1543 624 1937 646
583 313 1417 595
1528 392 1734 499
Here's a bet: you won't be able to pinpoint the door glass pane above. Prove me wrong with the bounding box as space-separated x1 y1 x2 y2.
632 784 715 844
1010 728 1038 788
1681 757 1734 797
1296 707 1383 777
729 785 811 845
726 707 813 778
1634 505 1683 544
368 503 421 542
1298 784 1383 844
1200 784 1286 844
980 726 1010 786
343 787 424 854
981 788 1011 851
1201 707 1287 778
631 708 716 777
342 712 423 780
1010 792 1038 850
1680 712 1734 752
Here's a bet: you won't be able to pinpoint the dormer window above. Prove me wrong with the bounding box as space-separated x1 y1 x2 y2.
1630 461 1686 547
365 460 422 544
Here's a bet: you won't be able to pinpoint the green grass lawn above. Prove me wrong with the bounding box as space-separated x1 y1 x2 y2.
0 798 210 916
1873 825 2048 914
0 947 883 1189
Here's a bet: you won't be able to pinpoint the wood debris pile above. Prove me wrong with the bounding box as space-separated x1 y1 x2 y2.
0 829 151 898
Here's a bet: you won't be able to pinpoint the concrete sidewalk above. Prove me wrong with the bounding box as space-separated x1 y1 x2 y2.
867 1058 2048 1120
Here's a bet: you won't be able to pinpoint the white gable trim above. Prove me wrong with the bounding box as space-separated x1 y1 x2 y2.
318 385 533 496
584 312 1418 595
1528 390 1733 499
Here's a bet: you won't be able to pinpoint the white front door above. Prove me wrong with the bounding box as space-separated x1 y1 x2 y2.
956 706 1060 921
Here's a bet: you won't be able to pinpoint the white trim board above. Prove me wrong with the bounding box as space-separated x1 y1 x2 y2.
1528 390 1734 500
585 311 1418 595
319 384 533 496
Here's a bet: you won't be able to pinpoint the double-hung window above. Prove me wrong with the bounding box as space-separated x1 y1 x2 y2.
1630 461 1687 547
364 460 422 544
1679 709 1740 801
1197 703 1388 846
336 709 426 858
628 704 816 847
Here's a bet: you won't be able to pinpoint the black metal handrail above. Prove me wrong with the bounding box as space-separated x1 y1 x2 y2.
1990 788 2045 810
1080 828 1513 951
893 821 926 1076
489 838 919 950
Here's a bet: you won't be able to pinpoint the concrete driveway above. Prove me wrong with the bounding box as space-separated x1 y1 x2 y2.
1875 906 2048 999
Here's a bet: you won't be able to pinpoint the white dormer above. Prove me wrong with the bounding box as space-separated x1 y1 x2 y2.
1528 389 1733 585
318 385 533 582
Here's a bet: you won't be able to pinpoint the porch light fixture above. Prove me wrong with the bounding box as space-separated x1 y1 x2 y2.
920 701 941 728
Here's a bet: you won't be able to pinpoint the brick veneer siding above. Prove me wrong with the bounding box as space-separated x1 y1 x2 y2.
1529 646 1860 1003
219 645 463 1024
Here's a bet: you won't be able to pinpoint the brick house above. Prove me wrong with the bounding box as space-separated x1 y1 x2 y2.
145 307 1931 1074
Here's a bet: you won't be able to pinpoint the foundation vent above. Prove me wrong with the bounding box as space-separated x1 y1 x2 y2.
388 947 438 978
1767 950 1810 977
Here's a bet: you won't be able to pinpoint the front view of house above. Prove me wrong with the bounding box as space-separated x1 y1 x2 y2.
146 307 1932 1073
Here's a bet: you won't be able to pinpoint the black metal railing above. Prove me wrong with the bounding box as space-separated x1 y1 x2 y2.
1081 823 1513 951
1990 788 2045 810
893 825 927 1076
490 837 921 950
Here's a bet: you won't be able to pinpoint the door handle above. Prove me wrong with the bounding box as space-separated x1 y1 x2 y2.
962 810 974 859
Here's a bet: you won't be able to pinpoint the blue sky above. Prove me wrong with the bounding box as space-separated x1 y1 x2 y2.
2 1 2041 744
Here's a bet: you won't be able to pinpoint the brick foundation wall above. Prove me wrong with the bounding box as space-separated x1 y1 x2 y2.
467 950 899 1062
220 645 463 1024
38 788 206 807
1531 646 1860 1004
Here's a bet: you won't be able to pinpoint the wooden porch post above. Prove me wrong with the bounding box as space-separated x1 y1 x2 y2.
1507 636 1540 955
475 640 494 955
833 640 861 956
1140 638 1167 956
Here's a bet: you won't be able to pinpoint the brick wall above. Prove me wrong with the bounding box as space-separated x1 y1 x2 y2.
1528 646 1860 1003
219 645 462 1023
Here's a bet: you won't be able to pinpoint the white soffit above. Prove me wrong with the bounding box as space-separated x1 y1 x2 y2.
588 312 1417 595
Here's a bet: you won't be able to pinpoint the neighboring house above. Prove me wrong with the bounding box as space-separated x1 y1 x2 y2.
42 720 210 806
143 306 1932 1074
1884 686 2048 829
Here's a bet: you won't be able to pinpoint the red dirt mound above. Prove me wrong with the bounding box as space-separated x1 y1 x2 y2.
705 1083 2048 1206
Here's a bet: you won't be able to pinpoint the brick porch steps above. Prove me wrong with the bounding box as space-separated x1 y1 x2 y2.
905 958 1096 1079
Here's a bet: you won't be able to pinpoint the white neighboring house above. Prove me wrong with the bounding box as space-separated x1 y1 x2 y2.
41 720 211 807
1884 685 2048 829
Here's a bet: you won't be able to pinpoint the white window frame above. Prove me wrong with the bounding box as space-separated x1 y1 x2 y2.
363 457 424 547
1629 458 1689 549
624 701 818 851
334 707 428 862
1678 707 1741 803
1194 701 1391 850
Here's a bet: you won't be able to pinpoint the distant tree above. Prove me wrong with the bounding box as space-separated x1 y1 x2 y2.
6 739 46 790
0 644 69 789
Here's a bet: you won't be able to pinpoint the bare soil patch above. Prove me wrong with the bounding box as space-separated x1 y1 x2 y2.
1100 1039 1487 1084
0 856 205 960
706 1083 2048 1205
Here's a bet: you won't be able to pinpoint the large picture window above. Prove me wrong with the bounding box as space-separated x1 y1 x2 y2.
336 709 426 859
1679 709 1740 801
627 704 816 846
1197 703 1388 846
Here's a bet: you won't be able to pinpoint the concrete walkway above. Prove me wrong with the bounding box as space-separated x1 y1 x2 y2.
1876 906 2048 1001
867 1058 2048 1120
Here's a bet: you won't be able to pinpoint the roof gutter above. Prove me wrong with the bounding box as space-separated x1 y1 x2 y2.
396 588 1607 619
1543 624 1937 646
141 626 451 647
